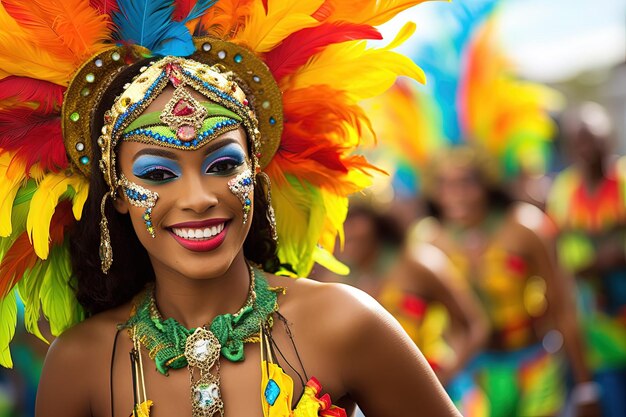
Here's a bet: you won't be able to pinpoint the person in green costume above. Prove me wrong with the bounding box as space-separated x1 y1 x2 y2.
547 102 626 417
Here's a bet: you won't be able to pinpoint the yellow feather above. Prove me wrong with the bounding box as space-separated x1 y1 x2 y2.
26 172 84 260
0 154 26 237
0 4 74 85
320 0 434 26
318 190 348 252
287 22 425 100
314 246 350 276
271 175 326 276
234 0 324 53
71 176 90 221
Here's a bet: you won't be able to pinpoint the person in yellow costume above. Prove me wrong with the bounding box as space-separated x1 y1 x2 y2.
379 240 491 417
0 1 464 417
547 102 626 417
417 147 599 417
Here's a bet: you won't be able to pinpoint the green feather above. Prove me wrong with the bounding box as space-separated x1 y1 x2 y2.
17 262 47 343
40 243 83 336
0 181 36 260
0 289 17 368
273 175 325 276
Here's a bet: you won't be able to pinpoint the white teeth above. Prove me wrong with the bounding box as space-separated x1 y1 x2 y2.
172 223 225 240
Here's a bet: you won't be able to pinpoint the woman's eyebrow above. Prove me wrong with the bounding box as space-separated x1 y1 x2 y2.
203 138 240 156
133 148 178 161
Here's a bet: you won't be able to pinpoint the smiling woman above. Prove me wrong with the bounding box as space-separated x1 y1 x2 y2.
0 1 461 417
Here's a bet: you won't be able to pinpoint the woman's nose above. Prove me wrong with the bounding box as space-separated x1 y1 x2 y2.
177 172 219 213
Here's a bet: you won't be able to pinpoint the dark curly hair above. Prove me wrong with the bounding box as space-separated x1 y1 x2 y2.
71 59 281 316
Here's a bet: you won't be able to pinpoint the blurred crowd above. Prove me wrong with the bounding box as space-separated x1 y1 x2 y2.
313 100 626 417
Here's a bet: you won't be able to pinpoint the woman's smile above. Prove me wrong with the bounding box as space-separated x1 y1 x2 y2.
167 218 230 252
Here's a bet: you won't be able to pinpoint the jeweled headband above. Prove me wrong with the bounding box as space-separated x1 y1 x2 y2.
98 56 260 194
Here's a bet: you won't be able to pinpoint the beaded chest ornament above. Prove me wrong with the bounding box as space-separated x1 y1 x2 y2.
125 264 280 417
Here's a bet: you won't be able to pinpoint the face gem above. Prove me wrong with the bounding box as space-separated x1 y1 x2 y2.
228 168 254 224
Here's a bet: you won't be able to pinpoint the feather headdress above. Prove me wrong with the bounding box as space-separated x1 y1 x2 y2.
0 0 432 367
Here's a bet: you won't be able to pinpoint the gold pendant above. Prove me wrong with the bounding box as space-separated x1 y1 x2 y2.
185 328 224 417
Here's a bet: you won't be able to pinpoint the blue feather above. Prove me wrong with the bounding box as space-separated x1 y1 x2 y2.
113 0 197 57
184 0 217 23
411 0 498 143
153 22 196 56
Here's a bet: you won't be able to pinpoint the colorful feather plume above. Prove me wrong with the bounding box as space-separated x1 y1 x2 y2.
0 0 434 366
458 18 558 177
383 2 559 181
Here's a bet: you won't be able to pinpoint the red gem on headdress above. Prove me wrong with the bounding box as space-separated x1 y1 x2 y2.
165 63 183 87
243 99 249 106
177 125 196 141
172 99 195 116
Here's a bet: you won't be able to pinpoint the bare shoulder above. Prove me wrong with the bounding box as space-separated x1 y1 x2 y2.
265 274 401 351
47 302 131 366
37 302 133 417
267 274 386 327
507 203 552 244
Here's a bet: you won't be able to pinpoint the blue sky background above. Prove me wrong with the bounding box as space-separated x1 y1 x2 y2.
378 0 626 82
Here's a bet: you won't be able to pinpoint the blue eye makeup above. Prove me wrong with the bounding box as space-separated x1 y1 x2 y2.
202 143 246 175
133 155 182 183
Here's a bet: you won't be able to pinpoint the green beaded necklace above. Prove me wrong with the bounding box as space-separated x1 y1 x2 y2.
124 264 279 375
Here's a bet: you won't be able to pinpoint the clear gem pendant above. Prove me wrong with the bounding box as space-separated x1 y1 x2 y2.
184 328 224 417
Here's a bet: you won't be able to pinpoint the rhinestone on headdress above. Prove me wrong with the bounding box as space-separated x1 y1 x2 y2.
160 87 209 142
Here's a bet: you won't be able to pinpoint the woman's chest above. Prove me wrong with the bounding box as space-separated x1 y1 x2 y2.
92 322 349 417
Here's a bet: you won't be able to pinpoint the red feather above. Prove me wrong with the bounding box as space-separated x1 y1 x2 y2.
0 232 37 297
0 76 65 113
173 0 195 21
271 85 380 192
265 23 381 81
0 201 74 297
89 0 119 14
0 108 68 173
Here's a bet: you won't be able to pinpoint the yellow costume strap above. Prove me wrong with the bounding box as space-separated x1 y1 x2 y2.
261 325 294 417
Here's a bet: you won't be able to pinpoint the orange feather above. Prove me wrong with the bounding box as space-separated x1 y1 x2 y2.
314 0 432 26
2 0 111 65
193 0 254 38
0 232 37 298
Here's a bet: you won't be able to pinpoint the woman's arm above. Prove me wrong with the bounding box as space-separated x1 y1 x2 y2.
405 244 490 385
333 285 462 417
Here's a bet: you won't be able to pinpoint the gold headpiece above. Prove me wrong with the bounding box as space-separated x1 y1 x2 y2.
62 38 284 182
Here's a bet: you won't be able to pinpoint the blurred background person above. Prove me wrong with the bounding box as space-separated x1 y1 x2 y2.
421 146 597 417
314 202 404 297
547 102 626 417
379 239 491 417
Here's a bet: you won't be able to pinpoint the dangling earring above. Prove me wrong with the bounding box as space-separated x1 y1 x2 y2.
118 174 159 238
256 172 278 243
99 191 113 274
228 168 254 224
